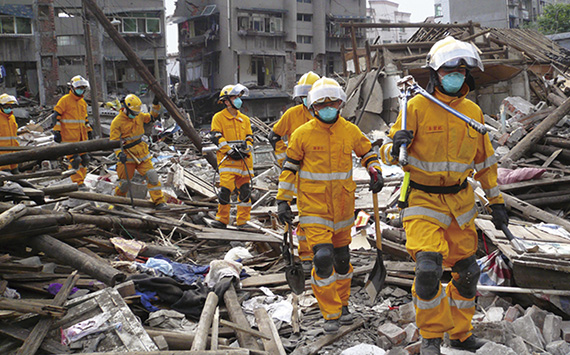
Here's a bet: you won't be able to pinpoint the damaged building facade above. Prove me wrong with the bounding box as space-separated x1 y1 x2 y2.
173 0 368 123
0 0 167 106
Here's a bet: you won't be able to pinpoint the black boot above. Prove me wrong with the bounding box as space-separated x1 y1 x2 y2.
210 220 227 229
339 306 353 325
420 337 442 355
323 318 339 333
450 335 488 351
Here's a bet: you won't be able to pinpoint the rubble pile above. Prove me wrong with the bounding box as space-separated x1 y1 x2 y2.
0 25 570 355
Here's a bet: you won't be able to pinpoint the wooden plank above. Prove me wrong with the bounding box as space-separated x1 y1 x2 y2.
0 298 66 318
291 319 365 355
498 176 570 192
197 228 281 243
253 307 286 355
223 284 262 350
541 148 563 167
0 322 70 354
191 292 219 351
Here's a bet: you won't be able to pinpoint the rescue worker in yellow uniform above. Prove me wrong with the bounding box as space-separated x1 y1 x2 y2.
110 94 168 210
0 94 20 174
269 71 320 274
276 77 384 333
52 75 93 188
379 37 508 355
210 84 254 229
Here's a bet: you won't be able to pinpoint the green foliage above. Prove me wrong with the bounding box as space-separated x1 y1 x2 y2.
537 3 570 35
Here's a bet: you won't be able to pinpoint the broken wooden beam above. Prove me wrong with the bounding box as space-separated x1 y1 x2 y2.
500 96 570 163
0 138 120 167
0 322 70 354
0 298 66 318
0 204 26 232
27 235 126 286
253 307 286 355
191 292 219 351
223 284 262 350
502 193 570 233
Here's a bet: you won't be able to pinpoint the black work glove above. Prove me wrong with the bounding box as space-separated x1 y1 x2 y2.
238 142 251 157
53 131 62 143
227 148 243 160
490 204 509 230
368 166 384 194
391 129 414 158
153 97 160 105
81 154 91 167
70 154 81 170
277 200 293 226
87 131 93 140
118 152 127 164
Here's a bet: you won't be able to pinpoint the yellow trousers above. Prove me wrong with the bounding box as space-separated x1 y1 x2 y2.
216 172 251 226
115 160 165 205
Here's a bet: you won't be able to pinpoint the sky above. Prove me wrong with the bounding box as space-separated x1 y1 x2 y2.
163 0 435 54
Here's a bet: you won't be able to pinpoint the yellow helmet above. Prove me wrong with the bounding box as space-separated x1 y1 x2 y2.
293 71 320 98
306 77 346 108
426 36 484 71
69 75 90 89
0 93 18 106
123 94 142 116
218 83 249 103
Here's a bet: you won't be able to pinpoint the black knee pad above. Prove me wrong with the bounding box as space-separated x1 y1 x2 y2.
218 187 231 205
451 255 480 299
238 183 250 202
70 155 81 170
313 243 334 279
415 251 443 300
81 154 91 167
333 245 350 275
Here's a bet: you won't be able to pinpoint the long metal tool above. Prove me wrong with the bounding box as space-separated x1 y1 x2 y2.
283 223 305 295
363 168 387 303
119 139 135 208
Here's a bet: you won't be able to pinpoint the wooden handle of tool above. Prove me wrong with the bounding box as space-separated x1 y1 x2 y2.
372 192 382 251
125 148 141 164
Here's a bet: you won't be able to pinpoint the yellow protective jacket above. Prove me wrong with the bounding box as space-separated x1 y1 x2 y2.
211 108 254 176
0 111 19 151
276 116 381 232
110 108 159 163
272 104 313 166
380 86 504 229
53 91 91 142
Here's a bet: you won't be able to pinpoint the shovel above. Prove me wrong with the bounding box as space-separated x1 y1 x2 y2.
363 168 387 302
283 223 305 295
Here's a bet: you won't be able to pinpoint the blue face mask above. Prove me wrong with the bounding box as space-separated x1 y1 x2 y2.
74 88 85 96
317 107 338 122
2 108 12 114
302 97 308 108
127 112 137 119
440 72 465 94
232 97 243 109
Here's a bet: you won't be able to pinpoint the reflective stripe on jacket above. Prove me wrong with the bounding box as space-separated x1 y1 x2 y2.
276 116 380 232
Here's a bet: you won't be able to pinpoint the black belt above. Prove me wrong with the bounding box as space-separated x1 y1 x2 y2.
410 180 468 194
123 138 142 149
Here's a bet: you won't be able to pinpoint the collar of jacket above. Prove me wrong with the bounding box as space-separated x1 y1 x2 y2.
433 85 469 104
221 108 243 121
313 115 344 130
0 111 12 119
69 90 84 101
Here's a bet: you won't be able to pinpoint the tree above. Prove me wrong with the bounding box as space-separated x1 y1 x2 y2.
537 3 570 35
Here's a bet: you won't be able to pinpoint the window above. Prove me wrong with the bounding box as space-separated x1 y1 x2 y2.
237 12 283 33
57 35 82 46
119 14 161 34
297 35 312 44
296 52 313 60
270 17 282 32
297 0 311 2
297 13 312 22
0 16 32 34
434 4 443 17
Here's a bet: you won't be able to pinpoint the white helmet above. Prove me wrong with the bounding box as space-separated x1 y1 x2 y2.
218 83 249 102
0 93 18 106
69 75 90 89
306 77 346 108
426 36 484 72
293 71 320 98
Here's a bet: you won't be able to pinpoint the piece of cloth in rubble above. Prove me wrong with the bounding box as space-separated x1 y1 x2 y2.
145 309 195 330
140 257 174 276
136 290 160 312
128 274 209 321
204 259 243 288
153 254 210 285
477 249 512 292
47 283 79 296
110 237 147 261
497 167 546 185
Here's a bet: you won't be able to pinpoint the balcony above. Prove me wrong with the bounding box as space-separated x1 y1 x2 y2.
237 29 285 37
